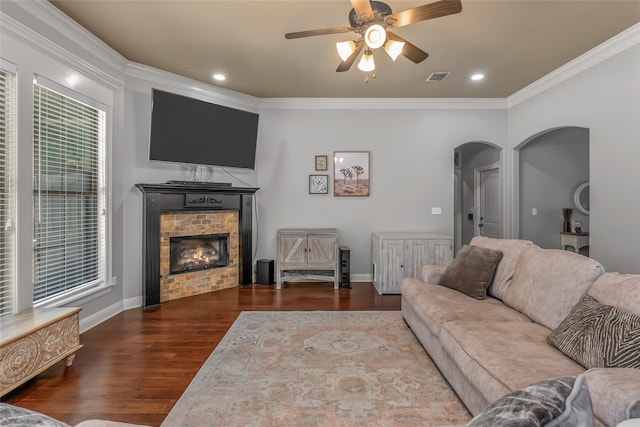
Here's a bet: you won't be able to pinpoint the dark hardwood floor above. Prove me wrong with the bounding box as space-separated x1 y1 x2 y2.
4 283 400 426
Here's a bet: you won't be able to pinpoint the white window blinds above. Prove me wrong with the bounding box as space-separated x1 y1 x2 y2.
33 81 106 303
0 67 17 316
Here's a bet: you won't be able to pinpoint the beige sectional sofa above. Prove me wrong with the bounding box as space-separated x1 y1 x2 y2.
401 236 640 427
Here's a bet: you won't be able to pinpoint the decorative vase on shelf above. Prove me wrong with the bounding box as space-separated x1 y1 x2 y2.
562 208 572 233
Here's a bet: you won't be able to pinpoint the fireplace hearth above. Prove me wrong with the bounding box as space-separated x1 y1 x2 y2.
170 233 229 274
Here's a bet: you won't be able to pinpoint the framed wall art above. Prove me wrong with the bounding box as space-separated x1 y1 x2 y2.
333 151 370 197
309 174 329 194
315 155 328 171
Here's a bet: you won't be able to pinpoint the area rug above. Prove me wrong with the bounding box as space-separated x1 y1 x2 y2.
162 311 471 427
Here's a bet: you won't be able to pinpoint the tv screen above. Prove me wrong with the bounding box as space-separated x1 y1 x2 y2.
149 89 259 169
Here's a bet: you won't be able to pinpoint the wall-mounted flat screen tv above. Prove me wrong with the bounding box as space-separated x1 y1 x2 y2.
149 89 259 169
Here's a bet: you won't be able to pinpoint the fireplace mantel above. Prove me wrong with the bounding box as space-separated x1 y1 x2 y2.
136 182 258 309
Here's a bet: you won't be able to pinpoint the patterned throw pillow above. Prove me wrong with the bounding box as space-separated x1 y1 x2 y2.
439 245 503 300
548 294 640 369
466 376 593 427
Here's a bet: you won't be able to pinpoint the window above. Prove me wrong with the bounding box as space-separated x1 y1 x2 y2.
0 65 17 316
33 80 106 303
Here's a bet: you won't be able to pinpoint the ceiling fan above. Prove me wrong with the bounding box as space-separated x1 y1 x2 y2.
285 0 462 73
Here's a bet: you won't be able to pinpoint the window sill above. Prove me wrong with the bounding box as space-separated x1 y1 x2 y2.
34 280 114 309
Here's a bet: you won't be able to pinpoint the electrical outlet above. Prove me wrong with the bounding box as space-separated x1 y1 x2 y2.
112 276 117 286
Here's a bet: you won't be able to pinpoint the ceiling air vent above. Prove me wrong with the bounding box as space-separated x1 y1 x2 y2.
426 72 451 82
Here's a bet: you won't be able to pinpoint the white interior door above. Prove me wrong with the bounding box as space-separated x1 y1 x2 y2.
475 163 502 238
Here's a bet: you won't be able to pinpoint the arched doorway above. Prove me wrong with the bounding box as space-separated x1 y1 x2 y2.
454 142 503 254
515 126 589 254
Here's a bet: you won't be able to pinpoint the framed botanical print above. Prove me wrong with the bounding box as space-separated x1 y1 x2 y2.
333 151 370 197
309 174 329 194
315 155 328 171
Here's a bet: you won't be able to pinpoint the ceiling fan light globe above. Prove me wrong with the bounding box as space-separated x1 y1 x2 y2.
357 50 375 72
384 40 404 61
364 24 386 49
336 40 357 61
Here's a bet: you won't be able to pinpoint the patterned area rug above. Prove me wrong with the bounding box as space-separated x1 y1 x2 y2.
162 311 471 426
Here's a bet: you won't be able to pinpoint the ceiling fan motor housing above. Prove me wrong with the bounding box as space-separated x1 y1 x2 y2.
349 1 393 28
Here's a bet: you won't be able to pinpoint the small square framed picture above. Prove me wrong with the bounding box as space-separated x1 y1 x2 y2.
309 174 329 194
315 155 328 171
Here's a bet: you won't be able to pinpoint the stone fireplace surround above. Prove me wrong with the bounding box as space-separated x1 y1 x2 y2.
136 183 258 309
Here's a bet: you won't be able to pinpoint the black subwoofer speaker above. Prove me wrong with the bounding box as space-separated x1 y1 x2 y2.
256 259 274 285
339 246 351 289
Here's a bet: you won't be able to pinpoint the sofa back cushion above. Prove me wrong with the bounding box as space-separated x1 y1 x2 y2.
587 272 640 316
470 236 538 300
502 248 604 329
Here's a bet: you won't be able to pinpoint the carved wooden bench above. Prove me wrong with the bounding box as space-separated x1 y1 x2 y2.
0 307 82 396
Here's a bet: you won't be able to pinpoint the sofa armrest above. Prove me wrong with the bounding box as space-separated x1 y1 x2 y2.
420 265 447 285
584 368 640 427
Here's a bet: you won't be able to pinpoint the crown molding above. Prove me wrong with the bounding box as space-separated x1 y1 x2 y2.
0 1 126 88
126 62 260 112
508 23 640 108
257 97 507 110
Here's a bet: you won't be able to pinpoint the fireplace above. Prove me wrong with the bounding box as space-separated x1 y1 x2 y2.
136 183 258 309
170 233 229 274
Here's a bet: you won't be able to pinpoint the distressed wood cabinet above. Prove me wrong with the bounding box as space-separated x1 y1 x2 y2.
276 228 339 289
371 232 453 294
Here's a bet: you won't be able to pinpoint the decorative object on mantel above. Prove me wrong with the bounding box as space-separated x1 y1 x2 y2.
315 155 328 171
309 174 329 194
562 208 573 233
334 151 370 197
284 0 462 80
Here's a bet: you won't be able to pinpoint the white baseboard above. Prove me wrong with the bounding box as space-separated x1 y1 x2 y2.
123 296 143 311
79 301 123 333
350 274 372 282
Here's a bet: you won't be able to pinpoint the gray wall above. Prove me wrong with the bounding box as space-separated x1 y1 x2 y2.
254 108 507 277
518 127 589 250
509 42 640 273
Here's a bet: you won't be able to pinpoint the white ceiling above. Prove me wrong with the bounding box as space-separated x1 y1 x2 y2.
49 0 640 98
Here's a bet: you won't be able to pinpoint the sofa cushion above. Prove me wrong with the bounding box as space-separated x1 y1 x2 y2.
548 293 640 369
583 368 640 427
439 245 503 299
470 236 537 299
401 278 531 337
466 375 593 427
439 321 585 404
587 272 640 316
502 248 604 330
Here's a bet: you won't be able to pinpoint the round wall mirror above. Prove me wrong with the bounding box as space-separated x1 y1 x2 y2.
574 182 589 215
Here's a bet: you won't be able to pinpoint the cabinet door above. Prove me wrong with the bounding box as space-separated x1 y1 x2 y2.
429 239 454 266
307 233 336 266
380 239 404 294
279 234 307 267
405 239 431 279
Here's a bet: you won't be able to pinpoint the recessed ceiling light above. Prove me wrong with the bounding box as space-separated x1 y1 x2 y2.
471 73 485 81
213 74 226 81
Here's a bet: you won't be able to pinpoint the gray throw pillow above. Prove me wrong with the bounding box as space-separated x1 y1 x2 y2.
466 375 593 427
439 244 503 300
0 403 71 427
548 294 640 369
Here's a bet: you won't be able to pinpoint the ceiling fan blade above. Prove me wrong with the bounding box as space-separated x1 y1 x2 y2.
387 32 429 63
336 41 364 72
350 0 375 20
386 0 462 28
285 27 353 39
